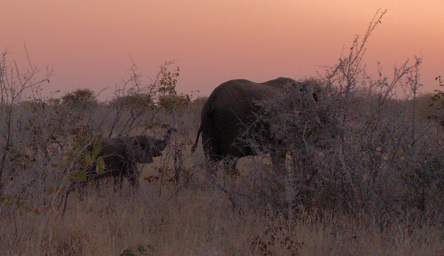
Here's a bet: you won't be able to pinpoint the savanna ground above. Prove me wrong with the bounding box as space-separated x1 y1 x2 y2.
1 12 444 255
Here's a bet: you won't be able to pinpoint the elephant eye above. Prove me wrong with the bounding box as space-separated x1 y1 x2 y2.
312 93 319 102
300 85 308 93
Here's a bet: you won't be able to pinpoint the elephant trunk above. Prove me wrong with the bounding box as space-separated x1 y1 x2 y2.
164 128 176 145
154 128 176 154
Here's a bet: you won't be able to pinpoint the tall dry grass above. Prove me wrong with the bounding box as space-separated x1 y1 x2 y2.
1 11 444 255
2 180 443 255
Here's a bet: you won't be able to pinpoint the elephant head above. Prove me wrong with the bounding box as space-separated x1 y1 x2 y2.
262 79 337 148
264 77 320 104
148 127 176 157
131 128 176 162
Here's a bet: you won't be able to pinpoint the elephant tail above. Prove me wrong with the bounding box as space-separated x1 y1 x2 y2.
191 123 203 153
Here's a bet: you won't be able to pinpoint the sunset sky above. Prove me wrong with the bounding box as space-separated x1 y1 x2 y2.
1 0 443 98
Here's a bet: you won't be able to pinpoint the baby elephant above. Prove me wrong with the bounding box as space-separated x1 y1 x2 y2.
86 128 175 190
62 128 175 215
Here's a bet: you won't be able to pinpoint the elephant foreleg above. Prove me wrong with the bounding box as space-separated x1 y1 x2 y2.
222 157 239 187
205 159 218 178
223 157 238 175
77 183 85 201
113 172 124 193
127 167 140 194
95 178 101 193
113 177 118 192
119 173 124 191
271 149 287 176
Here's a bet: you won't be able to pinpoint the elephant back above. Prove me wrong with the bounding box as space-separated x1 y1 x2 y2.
200 79 293 159
207 79 286 108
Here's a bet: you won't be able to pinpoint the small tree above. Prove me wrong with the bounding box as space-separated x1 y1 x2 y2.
428 75 444 125
158 64 180 97
156 62 191 111
158 94 191 112
61 89 97 109
0 51 50 196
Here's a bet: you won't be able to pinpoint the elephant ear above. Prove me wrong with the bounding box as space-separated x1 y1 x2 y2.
131 136 155 163
144 153 154 163
132 136 146 149
292 81 319 104
129 136 143 156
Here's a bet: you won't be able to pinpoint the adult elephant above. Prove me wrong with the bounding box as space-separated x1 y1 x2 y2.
192 77 320 175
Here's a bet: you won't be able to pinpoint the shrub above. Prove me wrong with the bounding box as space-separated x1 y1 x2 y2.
158 94 190 112
61 89 97 109
109 93 154 110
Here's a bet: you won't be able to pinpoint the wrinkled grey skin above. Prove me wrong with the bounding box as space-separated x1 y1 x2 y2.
91 130 173 189
68 128 175 199
62 128 175 215
192 77 318 175
89 128 176 189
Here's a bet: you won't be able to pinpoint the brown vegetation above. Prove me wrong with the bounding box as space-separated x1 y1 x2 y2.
1 11 444 255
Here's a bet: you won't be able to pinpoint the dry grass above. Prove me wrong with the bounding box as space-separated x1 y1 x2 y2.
2 13 444 254
1 176 443 256
1 91 443 255
1 73 444 255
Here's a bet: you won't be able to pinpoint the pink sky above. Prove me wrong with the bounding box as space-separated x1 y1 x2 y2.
1 0 443 98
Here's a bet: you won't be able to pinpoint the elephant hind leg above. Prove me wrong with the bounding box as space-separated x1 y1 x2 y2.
222 157 239 186
271 149 287 176
113 172 124 193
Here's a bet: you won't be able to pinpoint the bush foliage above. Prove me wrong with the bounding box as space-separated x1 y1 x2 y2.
0 11 443 255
